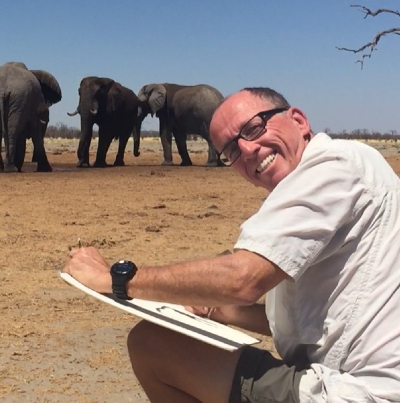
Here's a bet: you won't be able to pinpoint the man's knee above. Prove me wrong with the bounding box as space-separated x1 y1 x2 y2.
127 320 158 358
127 321 163 378
127 321 181 363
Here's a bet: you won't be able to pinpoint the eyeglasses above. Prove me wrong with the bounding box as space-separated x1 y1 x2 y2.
219 107 288 166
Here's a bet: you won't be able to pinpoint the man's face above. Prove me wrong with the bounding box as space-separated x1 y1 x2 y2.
210 91 312 191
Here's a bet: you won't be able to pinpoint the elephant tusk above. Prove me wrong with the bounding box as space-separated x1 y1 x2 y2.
90 109 98 115
40 119 47 124
67 110 79 117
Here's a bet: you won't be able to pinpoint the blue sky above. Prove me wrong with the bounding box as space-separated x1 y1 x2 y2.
1 0 400 133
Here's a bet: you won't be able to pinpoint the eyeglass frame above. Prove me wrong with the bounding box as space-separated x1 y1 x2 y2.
219 107 289 166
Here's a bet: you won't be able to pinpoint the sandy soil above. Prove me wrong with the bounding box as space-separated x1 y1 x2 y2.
0 137 399 402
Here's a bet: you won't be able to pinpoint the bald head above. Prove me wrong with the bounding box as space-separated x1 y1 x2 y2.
210 88 290 148
210 87 312 191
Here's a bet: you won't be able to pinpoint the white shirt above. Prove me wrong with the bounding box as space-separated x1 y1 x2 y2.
235 133 400 402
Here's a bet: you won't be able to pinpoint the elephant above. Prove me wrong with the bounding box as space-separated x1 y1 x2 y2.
31 109 49 162
136 83 224 166
0 62 62 172
67 76 139 168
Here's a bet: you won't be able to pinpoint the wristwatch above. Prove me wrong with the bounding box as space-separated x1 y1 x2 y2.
110 260 137 300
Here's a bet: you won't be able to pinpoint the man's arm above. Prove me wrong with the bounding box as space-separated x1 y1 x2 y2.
127 249 288 306
63 247 289 309
209 303 272 336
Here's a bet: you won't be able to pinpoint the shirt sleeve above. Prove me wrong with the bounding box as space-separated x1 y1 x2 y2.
234 143 368 280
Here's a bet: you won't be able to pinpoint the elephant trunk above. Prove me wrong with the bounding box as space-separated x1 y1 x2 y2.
133 120 141 157
77 111 94 166
134 106 147 157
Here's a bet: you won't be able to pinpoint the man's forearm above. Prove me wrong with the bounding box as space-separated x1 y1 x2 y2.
125 250 284 308
211 303 272 336
126 256 253 307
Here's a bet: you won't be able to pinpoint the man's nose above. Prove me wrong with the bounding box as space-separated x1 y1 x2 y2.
238 138 260 160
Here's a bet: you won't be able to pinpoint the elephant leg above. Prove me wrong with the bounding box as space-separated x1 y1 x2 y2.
14 135 26 172
31 143 37 162
93 129 112 168
160 119 173 165
31 135 43 163
205 138 222 167
114 133 129 166
174 130 192 166
0 132 3 171
3 117 23 173
161 131 174 165
31 133 52 172
34 111 48 163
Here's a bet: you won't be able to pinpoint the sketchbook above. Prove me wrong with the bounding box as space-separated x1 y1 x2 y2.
59 272 259 351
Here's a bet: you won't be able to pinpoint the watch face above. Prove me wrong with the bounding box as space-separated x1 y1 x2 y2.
111 260 137 300
112 260 135 275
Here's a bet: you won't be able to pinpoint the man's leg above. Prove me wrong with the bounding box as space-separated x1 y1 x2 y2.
127 320 242 403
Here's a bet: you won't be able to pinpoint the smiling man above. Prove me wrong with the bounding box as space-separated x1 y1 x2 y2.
211 88 312 190
64 87 400 403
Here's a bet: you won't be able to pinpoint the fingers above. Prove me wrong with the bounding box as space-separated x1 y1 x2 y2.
185 306 211 316
62 258 72 274
69 247 81 257
69 246 97 258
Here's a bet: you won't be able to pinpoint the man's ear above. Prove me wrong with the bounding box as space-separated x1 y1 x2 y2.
289 107 311 139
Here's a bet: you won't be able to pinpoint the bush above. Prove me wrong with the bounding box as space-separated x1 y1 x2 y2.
45 123 161 139
46 123 82 139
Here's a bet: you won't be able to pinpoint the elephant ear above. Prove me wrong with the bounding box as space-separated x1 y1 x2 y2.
106 83 122 113
137 85 148 103
30 70 62 105
148 85 167 115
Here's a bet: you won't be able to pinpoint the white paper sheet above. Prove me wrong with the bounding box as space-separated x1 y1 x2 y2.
59 272 259 351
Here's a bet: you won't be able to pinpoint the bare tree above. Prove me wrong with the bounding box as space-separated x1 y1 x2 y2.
337 5 400 68
361 128 370 137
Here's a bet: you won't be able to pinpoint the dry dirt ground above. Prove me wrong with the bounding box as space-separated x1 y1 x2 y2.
0 137 399 403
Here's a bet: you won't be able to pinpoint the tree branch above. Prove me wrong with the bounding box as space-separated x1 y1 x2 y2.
351 5 400 19
337 28 400 68
337 27 400 54
337 4 400 69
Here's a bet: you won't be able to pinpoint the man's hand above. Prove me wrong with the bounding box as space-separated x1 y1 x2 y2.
185 305 240 323
186 304 271 335
185 306 213 317
63 247 112 294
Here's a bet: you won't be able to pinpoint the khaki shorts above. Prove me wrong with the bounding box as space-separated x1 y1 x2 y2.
229 346 308 403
